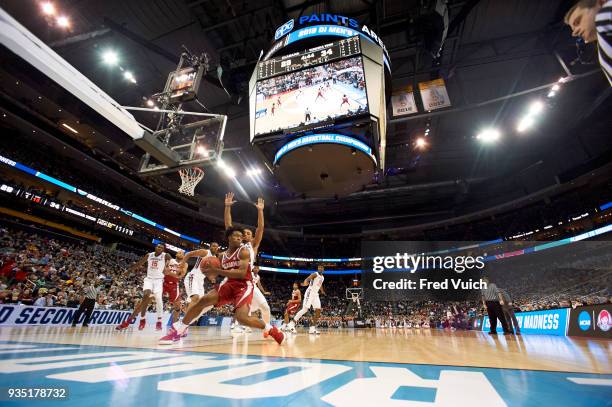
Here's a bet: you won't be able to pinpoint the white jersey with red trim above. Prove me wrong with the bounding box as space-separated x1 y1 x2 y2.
147 252 166 279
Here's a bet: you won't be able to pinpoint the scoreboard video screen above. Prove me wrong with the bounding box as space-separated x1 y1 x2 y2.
254 55 368 136
257 36 361 80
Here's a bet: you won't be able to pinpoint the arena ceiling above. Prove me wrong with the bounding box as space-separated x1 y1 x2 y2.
1 0 611 236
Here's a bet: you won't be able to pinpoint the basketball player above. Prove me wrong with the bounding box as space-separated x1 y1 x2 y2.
158 227 284 344
287 265 326 334
163 250 188 324
340 94 350 108
116 243 171 331
315 86 326 101
281 282 302 332
224 193 272 337
271 102 276 116
177 243 220 337
277 96 282 107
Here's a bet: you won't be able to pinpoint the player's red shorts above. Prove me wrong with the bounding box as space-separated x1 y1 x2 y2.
163 282 180 302
215 278 254 309
286 302 300 316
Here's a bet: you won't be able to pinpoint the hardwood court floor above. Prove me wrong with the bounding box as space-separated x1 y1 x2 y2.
0 325 609 374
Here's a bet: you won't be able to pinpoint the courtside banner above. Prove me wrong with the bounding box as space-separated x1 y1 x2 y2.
568 304 611 339
0 304 132 326
482 308 569 336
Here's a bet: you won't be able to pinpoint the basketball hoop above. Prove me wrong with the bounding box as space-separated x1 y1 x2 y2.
178 167 204 196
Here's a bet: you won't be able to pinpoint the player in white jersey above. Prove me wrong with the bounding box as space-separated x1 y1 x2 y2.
116 243 171 331
288 265 326 334
224 193 272 336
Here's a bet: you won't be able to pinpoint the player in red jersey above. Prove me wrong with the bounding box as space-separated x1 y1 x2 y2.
277 96 282 107
281 282 301 332
163 250 187 324
315 87 326 101
271 102 276 116
159 227 284 345
340 94 350 107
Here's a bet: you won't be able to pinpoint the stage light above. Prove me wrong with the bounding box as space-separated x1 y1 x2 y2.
415 137 427 148
102 50 119 66
146 99 155 107
476 128 501 143
56 16 70 28
552 84 560 92
528 100 544 115
123 71 136 83
41 2 56 15
517 116 535 133
547 91 556 98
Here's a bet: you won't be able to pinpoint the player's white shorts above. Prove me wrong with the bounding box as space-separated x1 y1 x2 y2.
143 277 163 295
249 286 269 312
184 271 205 299
302 287 321 310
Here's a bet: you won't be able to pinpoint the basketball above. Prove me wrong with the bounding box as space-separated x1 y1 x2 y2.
199 256 221 274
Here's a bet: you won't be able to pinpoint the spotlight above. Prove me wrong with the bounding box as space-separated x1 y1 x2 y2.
217 159 236 178
517 116 535 133
196 145 208 156
123 71 136 83
551 84 560 92
528 100 545 115
476 128 501 143
146 99 155 107
56 16 70 28
547 91 556 98
415 137 427 148
558 77 567 83
247 168 262 177
41 2 56 15
102 50 119 66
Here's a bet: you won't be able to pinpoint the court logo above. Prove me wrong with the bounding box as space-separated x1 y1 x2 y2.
596 309 610 332
275 19 294 40
578 311 591 331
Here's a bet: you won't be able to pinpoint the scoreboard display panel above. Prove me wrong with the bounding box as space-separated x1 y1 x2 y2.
257 36 361 80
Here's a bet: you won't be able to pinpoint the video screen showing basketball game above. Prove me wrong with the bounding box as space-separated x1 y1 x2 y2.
254 56 368 136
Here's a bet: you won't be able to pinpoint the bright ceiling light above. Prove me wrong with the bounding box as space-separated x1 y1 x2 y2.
196 145 208 156
41 2 56 15
247 168 262 177
123 71 136 83
551 84 560 92
528 100 544 115
415 137 427 148
476 128 501 143
61 123 78 134
517 116 535 133
217 159 236 178
102 50 119 66
56 16 70 28
146 99 155 107
547 91 556 98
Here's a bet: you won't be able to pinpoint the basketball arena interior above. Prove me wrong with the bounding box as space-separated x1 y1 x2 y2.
0 0 611 406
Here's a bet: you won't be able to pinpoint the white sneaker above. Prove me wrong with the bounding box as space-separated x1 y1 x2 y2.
287 320 295 330
289 327 297 334
309 327 316 334
244 327 252 333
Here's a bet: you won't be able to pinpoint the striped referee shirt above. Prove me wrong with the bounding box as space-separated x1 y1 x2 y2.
83 282 99 300
596 1 612 85
481 282 500 302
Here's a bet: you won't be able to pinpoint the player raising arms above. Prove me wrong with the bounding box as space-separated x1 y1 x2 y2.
116 243 171 331
287 265 326 334
282 282 302 332
224 193 273 337
340 94 351 108
158 227 284 344
163 250 188 324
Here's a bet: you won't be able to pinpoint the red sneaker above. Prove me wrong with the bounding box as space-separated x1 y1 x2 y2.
263 329 270 338
156 320 162 330
158 327 181 345
181 328 188 338
268 325 284 345
115 318 133 331
138 319 146 330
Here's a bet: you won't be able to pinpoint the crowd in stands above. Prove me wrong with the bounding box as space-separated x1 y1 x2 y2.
1 223 609 330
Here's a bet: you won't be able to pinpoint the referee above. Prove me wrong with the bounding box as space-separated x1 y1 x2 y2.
481 277 511 335
71 272 99 327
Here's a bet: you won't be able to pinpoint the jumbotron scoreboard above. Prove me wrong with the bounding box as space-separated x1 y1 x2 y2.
249 14 391 198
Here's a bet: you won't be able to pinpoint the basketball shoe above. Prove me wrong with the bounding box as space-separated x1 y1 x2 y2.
138 319 146 330
158 327 181 345
115 318 134 330
267 325 285 345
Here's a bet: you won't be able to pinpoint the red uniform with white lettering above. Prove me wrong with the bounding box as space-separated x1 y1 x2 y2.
286 289 301 316
215 247 254 309
163 259 181 302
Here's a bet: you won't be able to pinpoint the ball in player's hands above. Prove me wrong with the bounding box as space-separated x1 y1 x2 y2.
200 256 221 278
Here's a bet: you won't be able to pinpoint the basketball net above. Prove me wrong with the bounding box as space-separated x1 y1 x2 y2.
178 167 204 196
